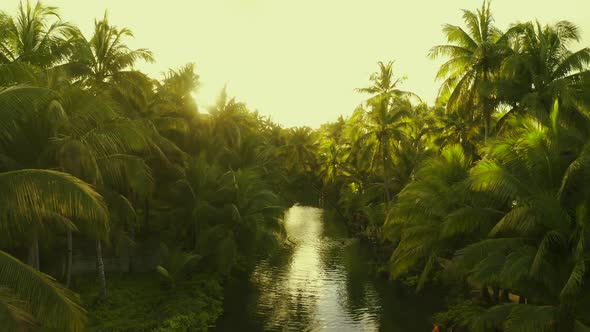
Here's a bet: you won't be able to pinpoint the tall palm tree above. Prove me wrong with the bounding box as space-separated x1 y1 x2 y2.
171 155 221 250
356 97 411 201
278 126 317 174
356 62 417 201
207 86 251 151
0 1 74 67
430 0 512 140
496 20 590 124
356 61 419 102
69 12 153 90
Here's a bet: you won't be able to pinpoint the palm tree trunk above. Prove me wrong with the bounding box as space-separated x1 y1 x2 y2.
481 285 491 303
193 217 199 251
483 71 492 143
144 198 150 232
501 288 510 303
484 110 491 143
96 240 107 298
66 229 73 287
28 229 40 270
492 285 500 303
381 141 391 202
128 226 135 272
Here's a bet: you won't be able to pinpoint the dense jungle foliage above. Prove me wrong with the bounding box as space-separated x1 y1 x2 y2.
1 1 590 331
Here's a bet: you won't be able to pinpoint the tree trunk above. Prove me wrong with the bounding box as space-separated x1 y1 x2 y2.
382 141 391 202
128 226 135 272
193 217 199 251
28 229 40 270
483 70 491 143
96 240 107 298
144 198 150 233
481 285 491 303
484 110 491 143
501 288 510 303
66 229 73 287
492 285 500 303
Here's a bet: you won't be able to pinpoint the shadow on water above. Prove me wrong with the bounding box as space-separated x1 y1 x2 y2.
214 206 444 331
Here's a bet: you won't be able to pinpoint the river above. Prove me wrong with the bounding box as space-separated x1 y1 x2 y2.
215 206 443 331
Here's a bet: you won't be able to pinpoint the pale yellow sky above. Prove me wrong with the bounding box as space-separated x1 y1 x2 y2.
1 1 588 127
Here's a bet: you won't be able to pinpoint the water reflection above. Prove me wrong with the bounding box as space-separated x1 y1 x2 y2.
215 206 442 332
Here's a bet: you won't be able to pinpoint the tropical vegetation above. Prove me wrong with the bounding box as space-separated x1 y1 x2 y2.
1 1 590 331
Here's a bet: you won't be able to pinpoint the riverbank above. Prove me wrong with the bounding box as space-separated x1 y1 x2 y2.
75 272 223 331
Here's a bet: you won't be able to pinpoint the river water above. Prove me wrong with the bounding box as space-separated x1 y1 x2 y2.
215 206 442 331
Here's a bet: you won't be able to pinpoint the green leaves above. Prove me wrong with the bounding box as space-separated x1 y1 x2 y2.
0 250 86 331
0 169 109 240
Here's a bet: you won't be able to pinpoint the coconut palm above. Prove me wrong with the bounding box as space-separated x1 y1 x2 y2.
278 126 318 174
386 145 499 290
69 12 153 90
207 86 252 151
450 103 590 330
430 0 513 140
355 62 419 201
0 1 75 67
0 169 110 331
496 20 590 127
171 155 221 250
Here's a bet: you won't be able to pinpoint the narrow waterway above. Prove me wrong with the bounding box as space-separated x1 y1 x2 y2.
215 206 443 331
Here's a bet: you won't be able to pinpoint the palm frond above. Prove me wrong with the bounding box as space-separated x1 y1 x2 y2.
0 250 86 331
0 169 109 240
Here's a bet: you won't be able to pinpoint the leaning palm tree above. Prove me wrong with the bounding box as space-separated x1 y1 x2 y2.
385 145 499 290
451 102 590 331
429 0 512 140
0 169 110 331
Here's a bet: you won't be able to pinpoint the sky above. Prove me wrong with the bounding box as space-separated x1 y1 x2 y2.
1 0 589 127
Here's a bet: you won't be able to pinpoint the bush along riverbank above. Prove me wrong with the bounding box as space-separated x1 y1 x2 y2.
76 273 223 332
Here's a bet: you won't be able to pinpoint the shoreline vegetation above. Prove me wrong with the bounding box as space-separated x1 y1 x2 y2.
1 0 590 331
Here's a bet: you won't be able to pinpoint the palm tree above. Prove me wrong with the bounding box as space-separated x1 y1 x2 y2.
356 97 411 202
171 155 221 250
278 126 317 174
386 145 499 290
222 168 282 257
356 62 418 201
207 86 251 151
69 12 154 90
429 0 512 141
0 1 74 67
0 169 110 331
356 61 419 102
452 103 590 330
496 20 590 126
155 243 200 289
